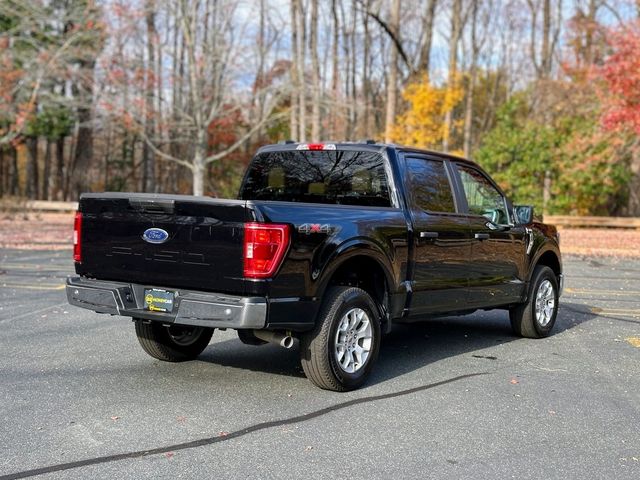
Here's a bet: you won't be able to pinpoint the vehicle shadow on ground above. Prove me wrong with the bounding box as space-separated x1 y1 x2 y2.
196 302 597 385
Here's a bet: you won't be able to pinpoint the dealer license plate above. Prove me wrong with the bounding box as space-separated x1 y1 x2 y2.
144 288 175 313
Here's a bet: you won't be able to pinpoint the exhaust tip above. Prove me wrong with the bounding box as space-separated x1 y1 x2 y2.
280 336 294 349
252 330 294 349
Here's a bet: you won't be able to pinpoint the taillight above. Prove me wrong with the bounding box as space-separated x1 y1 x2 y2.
73 212 82 263
243 223 290 278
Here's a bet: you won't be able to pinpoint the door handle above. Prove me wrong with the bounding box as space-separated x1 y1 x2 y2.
474 233 490 240
420 231 439 239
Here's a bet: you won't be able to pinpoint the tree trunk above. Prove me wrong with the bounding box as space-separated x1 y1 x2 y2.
143 0 157 192
362 0 372 138
0 147 4 197
541 0 552 79
290 0 300 140
71 108 93 199
384 0 400 143
528 0 557 80
416 0 438 75
627 139 640 216
53 137 65 200
331 0 340 139
9 145 20 196
25 137 39 200
42 139 52 200
443 0 462 152
295 0 307 142
310 0 321 141
192 152 205 197
463 0 479 159
349 0 358 138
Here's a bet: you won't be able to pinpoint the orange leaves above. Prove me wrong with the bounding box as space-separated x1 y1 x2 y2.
388 74 463 149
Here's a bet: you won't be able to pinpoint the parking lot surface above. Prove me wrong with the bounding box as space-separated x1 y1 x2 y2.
1 249 639 479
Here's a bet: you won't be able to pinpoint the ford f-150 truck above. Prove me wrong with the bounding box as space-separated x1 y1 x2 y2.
67 141 563 391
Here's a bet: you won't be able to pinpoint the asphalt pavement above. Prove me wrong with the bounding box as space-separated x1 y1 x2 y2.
1 249 639 479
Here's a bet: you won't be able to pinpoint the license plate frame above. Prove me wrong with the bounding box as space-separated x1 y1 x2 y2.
143 288 175 313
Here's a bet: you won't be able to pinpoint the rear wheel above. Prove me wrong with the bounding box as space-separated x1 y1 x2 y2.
300 286 381 391
510 265 559 338
134 320 214 362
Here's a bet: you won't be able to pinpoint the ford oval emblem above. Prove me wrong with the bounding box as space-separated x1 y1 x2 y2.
142 228 169 244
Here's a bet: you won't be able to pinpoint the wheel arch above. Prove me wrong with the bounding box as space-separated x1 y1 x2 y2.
317 244 396 333
533 249 562 279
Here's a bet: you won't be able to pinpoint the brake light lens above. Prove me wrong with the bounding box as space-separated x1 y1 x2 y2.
73 212 82 263
296 143 336 151
243 223 290 278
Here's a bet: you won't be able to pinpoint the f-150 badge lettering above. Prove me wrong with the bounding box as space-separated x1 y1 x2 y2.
142 228 169 244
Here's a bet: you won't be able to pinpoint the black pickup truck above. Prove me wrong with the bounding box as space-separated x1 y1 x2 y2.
67 142 562 391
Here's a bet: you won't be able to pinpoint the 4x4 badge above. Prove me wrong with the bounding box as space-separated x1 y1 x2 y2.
298 223 333 235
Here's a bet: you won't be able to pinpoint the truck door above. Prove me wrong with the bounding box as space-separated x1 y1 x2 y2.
450 163 527 307
402 154 471 315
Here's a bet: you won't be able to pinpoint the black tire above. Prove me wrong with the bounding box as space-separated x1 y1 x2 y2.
510 265 559 338
300 286 381 392
134 320 214 362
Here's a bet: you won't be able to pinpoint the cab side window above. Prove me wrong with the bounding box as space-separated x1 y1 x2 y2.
456 165 509 224
405 157 456 213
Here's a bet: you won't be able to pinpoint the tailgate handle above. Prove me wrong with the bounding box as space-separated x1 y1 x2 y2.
474 233 490 240
129 198 175 214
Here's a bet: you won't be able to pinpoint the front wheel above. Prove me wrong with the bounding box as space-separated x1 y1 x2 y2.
300 286 381 391
510 265 559 338
134 320 214 362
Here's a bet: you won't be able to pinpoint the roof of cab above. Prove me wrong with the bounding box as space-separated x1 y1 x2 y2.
254 141 479 168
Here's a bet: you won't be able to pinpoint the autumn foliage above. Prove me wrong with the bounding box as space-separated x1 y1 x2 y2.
597 22 640 135
389 75 463 149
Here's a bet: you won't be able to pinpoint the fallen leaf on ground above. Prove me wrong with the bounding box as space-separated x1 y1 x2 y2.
110 416 120 421
510 378 519 385
625 337 640 348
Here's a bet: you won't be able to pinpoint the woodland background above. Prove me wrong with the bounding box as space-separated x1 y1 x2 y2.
1 0 639 215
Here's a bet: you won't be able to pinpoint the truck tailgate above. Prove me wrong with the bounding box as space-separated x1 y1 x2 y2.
76 193 250 294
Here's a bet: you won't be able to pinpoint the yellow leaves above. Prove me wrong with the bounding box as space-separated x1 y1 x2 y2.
626 337 640 348
389 74 463 149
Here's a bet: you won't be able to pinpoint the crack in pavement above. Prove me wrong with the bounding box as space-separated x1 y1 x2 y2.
0 372 488 480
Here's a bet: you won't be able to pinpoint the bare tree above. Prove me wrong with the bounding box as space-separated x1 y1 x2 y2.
119 0 285 196
416 0 438 75
310 0 321 141
290 0 300 140
443 0 463 152
384 0 401 143
463 0 480 158
143 0 158 193
527 0 563 79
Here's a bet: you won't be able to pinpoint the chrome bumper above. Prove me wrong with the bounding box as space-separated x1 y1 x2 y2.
66 277 267 328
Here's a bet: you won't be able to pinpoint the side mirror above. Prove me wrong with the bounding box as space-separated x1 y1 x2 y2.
514 205 534 225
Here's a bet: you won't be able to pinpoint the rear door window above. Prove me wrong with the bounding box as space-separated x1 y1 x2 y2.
404 156 456 213
240 150 391 207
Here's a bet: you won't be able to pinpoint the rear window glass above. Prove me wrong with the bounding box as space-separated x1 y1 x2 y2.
240 150 391 207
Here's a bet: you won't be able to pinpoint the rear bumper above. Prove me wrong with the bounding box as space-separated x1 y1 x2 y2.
66 277 267 329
